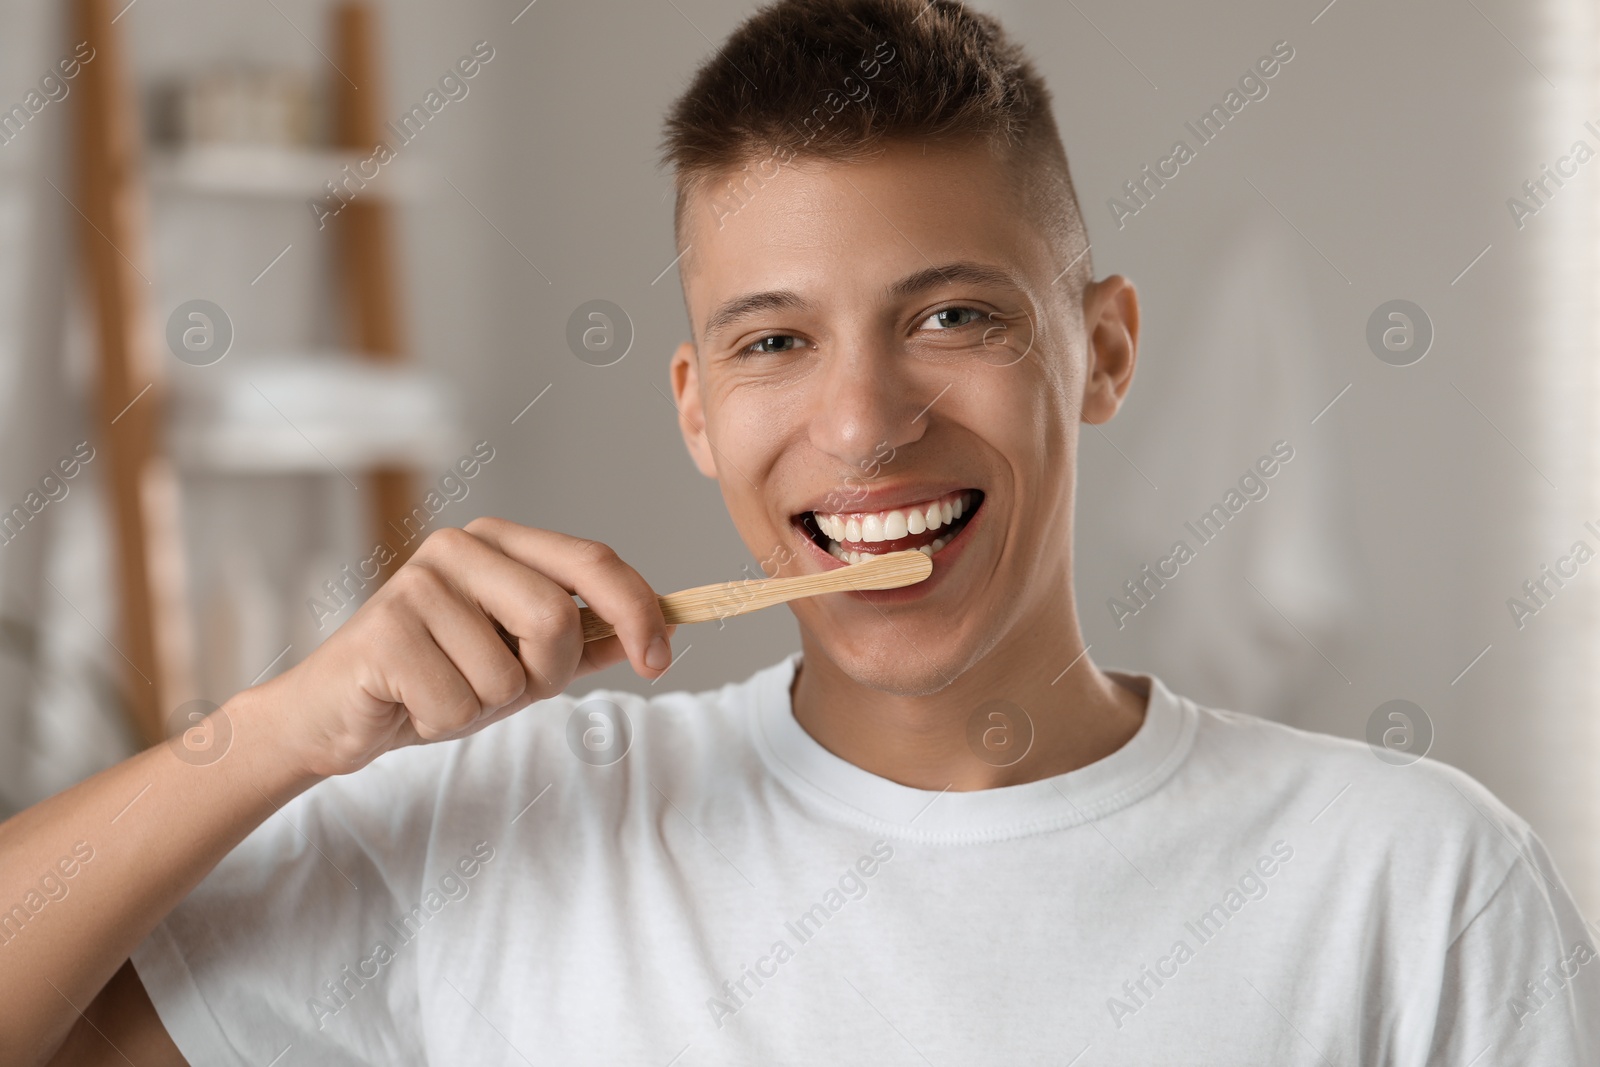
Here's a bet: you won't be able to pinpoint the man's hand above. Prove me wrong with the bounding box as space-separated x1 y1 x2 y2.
262 518 675 779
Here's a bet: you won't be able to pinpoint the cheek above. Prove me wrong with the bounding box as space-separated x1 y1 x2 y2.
966 359 1067 459
710 381 801 457
1033 340 1087 454
704 383 799 508
959 358 1079 541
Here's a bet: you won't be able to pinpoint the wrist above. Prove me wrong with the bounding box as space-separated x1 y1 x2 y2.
215 681 329 801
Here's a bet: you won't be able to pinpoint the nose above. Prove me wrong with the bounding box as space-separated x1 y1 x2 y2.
806 340 929 472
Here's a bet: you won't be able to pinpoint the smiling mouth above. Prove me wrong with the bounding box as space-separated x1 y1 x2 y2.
796 489 984 564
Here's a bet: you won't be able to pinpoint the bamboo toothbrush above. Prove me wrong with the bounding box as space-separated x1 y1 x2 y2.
577 549 933 642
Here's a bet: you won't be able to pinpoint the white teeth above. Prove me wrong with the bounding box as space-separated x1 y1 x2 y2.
812 488 977 564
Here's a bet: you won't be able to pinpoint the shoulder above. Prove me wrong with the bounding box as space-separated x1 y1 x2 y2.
1196 697 1526 827
1177 690 1534 930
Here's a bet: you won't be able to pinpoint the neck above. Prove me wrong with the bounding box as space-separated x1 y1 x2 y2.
790 584 1148 791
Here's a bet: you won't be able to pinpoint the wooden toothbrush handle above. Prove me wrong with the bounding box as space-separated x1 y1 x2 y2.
576 550 932 643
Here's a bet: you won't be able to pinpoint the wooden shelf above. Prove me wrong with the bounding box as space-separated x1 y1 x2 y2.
147 144 420 200
166 354 462 472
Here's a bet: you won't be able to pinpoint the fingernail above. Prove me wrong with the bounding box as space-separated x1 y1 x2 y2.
645 635 672 671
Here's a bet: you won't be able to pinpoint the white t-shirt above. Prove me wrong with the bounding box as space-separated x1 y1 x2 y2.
133 654 1599 1065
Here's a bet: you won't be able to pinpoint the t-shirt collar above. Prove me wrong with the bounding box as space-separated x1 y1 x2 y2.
747 651 1196 844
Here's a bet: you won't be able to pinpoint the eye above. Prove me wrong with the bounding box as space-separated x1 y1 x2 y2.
740 334 800 357
919 307 984 330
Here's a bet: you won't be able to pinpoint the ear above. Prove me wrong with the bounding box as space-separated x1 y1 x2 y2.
1079 274 1140 425
670 340 719 478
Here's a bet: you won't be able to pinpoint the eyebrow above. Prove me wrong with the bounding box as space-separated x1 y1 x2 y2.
700 260 1027 343
887 261 1025 300
702 290 814 344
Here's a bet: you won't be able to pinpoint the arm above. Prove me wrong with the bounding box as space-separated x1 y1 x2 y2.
2 672 314 1065
2 520 675 1066
44 961 189 1066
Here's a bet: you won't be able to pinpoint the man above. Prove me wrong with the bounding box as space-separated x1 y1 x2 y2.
7 0 1597 1063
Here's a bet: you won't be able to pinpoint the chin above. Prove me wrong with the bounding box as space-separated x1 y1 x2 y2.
802 614 1007 697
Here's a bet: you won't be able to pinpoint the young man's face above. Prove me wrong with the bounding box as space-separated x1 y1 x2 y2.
671 139 1137 694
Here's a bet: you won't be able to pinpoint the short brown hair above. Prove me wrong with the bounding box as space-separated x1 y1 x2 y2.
659 0 1091 289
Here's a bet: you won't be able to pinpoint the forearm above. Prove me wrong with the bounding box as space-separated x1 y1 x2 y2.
0 684 321 1065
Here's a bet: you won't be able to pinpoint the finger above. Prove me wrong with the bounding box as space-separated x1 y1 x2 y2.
577 634 627 678
461 518 673 680
575 623 677 680
443 620 675 749
376 612 486 742
397 561 536 718
429 564 578 705
406 527 586 694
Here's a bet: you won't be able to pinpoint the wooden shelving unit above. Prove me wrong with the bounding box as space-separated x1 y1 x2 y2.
72 0 192 747
69 0 452 745
330 2 417 585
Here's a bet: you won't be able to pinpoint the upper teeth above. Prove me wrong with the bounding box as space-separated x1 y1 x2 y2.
812 490 970 544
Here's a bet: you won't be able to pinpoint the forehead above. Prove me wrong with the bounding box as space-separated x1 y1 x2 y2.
677 140 1048 339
